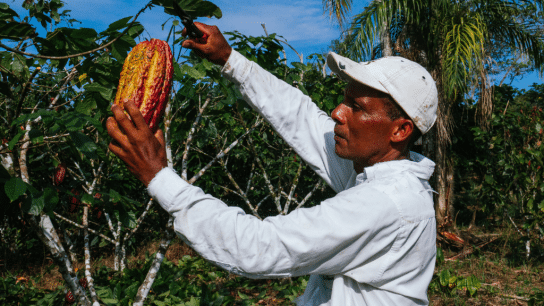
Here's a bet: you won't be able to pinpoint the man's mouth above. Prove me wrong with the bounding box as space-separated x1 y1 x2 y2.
334 127 345 141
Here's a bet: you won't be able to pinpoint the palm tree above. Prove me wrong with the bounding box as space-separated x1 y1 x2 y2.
327 0 544 224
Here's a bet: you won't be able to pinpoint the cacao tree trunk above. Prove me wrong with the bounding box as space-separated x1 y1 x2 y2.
18 119 90 305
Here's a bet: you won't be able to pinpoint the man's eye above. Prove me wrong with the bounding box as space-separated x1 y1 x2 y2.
349 101 360 110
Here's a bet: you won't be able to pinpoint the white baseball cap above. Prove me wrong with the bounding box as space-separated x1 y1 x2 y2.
327 52 438 134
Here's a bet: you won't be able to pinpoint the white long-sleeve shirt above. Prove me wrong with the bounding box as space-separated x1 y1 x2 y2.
148 50 437 305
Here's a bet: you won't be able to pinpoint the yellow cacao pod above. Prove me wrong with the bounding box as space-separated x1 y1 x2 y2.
114 39 173 133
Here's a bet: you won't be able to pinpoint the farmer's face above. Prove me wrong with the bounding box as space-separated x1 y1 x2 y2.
331 81 397 173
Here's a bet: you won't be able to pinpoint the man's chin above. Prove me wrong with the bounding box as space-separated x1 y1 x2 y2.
334 146 349 160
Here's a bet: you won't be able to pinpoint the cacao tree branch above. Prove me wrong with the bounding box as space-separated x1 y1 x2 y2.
124 198 154 241
188 119 263 184
82 162 104 305
219 159 261 219
0 2 153 60
295 181 324 210
246 135 278 207
182 94 212 180
245 161 256 195
60 222 78 264
234 110 279 205
10 67 40 126
17 119 89 304
282 160 303 215
103 212 118 240
133 217 175 306
256 195 271 211
53 212 115 244
83 205 100 306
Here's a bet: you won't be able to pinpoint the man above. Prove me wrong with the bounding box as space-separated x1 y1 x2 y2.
107 23 438 305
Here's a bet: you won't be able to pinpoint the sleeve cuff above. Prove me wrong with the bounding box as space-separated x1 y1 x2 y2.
147 167 189 212
221 49 252 87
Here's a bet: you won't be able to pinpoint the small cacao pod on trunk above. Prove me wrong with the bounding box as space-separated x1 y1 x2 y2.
65 291 75 304
79 277 88 289
114 39 173 133
54 164 66 185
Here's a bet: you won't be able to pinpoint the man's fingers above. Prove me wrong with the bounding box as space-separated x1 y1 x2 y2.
155 129 165 147
123 100 148 131
108 139 129 162
111 104 139 138
106 117 129 145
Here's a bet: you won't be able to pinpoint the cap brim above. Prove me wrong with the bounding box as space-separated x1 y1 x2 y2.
327 52 388 95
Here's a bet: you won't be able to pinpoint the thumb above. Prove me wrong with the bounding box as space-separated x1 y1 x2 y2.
182 39 195 49
155 129 166 147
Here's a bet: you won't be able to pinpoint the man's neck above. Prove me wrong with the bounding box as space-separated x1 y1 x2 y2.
353 151 409 174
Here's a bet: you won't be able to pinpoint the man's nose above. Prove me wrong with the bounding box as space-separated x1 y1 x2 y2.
331 103 347 124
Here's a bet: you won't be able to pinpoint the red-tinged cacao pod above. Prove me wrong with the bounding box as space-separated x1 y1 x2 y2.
79 277 88 289
114 39 173 133
65 291 75 304
54 164 66 185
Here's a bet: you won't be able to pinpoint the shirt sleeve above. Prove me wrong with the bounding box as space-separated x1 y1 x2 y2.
222 50 356 192
148 167 400 280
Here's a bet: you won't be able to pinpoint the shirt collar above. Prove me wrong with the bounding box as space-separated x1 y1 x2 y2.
355 152 435 185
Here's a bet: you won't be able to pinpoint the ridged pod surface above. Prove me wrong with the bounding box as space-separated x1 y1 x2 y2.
114 39 173 133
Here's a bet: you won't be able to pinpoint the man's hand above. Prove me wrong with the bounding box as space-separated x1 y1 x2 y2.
182 22 232 66
106 101 168 187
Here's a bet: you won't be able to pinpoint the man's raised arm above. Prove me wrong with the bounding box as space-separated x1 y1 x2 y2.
182 23 355 192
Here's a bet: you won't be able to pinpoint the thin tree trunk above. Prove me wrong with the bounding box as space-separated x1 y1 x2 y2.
18 119 90 305
133 218 174 306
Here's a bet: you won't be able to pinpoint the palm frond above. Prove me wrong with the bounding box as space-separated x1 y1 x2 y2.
441 13 486 100
323 0 353 28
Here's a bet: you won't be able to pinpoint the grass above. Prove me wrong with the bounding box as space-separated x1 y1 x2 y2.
2 227 544 305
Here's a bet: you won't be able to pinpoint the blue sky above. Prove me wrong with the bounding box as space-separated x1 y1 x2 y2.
6 0 542 89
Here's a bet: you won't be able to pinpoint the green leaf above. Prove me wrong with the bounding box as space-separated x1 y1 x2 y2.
75 95 97 115
0 21 36 40
4 177 26 202
43 187 59 212
120 210 137 228
173 61 183 82
84 83 114 101
70 28 97 41
111 36 134 62
106 16 133 32
70 131 100 160
436 247 444 264
81 193 94 206
538 200 544 212
28 191 45 215
109 189 122 203
28 129 43 144
8 130 24 150
181 64 205 79
101 298 119 305
484 174 494 184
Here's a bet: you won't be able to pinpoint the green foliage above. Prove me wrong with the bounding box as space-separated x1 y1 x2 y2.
0 271 64 305
429 267 482 297
454 84 544 236
529 288 544 306
88 254 308 305
0 0 336 302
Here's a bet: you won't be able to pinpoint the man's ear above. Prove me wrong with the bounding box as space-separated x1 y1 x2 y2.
391 119 414 143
